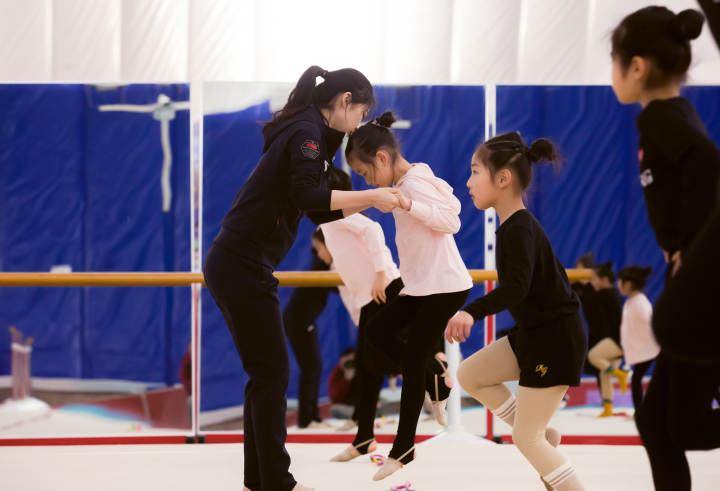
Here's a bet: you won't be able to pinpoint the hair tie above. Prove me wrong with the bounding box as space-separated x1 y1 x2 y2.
522 146 531 159
321 70 329 78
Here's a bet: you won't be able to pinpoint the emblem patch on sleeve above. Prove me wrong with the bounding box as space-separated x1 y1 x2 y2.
301 140 321 159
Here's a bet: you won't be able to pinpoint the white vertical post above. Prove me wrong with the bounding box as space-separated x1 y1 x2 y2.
425 85 498 447
189 80 204 439
484 84 498 441
444 339 463 431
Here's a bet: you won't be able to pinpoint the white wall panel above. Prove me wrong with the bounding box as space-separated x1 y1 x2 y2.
381 0 453 84
0 0 52 80
121 0 188 81
451 0 522 84
518 0 591 84
189 0 256 81
0 0 717 84
254 0 384 83
53 0 121 80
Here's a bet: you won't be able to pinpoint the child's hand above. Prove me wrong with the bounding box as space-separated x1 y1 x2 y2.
445 311 475 344
395 189 412 211
371 271 388 304
371 188 401 213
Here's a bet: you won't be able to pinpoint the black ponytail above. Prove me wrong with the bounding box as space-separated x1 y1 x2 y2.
618 266 653 291
593 261 616 283
475 132 561 191
612 7 705 88
345 110 401 165
264 65 375 134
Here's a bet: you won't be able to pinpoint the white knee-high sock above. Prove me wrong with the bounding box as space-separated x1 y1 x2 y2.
493 394 517 426
543 462 586 491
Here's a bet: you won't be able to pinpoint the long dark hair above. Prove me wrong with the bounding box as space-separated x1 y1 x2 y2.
345 111 401 164
612 7 704 88
263 65 375 135
475 132 561 191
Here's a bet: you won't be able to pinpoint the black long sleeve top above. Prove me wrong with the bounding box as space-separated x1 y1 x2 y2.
636 97 720 255
463 210 579 329
592 288 623 346
216 106 345 268
653 205 720 364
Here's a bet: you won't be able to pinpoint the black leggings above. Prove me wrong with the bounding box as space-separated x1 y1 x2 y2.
366 289 470 459
352 278 404 448
282 256 333 428
204 244 296 491
631 359 654 410
636 353 720 491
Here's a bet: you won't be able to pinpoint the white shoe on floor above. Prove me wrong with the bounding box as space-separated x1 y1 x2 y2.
305 421 334 430
335 419 358 432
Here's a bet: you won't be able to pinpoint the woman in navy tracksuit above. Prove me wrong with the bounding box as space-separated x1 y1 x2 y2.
203 66 399 491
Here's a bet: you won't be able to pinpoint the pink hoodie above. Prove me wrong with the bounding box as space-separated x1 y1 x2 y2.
320 213 401 323
620 292 660 365
393 163 472 296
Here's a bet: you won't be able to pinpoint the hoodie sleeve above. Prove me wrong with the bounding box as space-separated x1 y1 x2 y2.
403 176 462 234
287 122 334 212
341 215 391 272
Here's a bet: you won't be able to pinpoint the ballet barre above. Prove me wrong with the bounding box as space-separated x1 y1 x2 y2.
0 269 592 287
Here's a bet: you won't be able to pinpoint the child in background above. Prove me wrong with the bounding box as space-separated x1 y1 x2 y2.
587 262 627 417
617 266 658 412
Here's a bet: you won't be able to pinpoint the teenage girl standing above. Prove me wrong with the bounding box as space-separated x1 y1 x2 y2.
610 7 720 490
448 132 587 491
203 66 399 491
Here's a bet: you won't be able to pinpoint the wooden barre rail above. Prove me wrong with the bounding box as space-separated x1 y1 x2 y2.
0 270 592 287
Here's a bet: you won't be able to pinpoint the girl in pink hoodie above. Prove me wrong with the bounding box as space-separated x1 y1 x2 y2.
342 111 473 481
312 168 407 449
